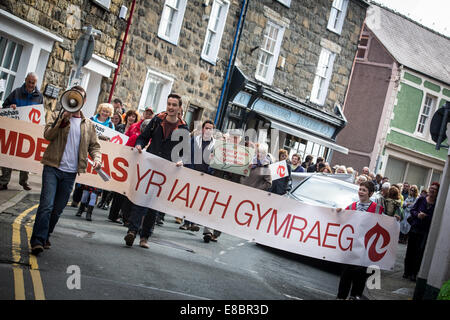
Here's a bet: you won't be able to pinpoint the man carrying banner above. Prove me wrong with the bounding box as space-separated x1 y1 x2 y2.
30 86 102 255
0 72 43 191
124 93 189 248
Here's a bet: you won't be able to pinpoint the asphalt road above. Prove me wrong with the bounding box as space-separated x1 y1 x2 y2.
0 192 415 302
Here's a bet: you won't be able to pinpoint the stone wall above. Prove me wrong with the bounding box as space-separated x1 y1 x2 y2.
236 0 366 115
0 0 128 111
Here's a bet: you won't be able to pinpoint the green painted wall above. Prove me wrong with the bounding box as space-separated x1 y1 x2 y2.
404 72 422 84
443 88 450 98
391 82 423 133
424 81 441 93
386 130 447 160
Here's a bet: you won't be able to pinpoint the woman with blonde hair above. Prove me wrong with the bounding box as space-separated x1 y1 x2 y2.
91 103 115 131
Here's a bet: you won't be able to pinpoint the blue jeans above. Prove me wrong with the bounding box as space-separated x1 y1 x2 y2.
128 204 158 239
30 166 77 246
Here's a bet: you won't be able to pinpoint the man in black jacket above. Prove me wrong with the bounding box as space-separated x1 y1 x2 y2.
0 72 43 191
123 93 189 248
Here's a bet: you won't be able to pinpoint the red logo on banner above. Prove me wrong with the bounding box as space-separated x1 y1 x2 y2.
28 108 41 124
364 223 390 262
110 135 123 145
277 165 286 178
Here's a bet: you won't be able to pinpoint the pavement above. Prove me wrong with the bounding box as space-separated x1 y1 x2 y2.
0 169 417 300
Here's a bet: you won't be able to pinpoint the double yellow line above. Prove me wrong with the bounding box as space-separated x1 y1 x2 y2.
12 204 45 300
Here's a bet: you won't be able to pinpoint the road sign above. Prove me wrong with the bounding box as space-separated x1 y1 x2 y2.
73 32 94 67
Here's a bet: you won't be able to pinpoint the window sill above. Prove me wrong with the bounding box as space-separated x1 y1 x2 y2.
157 34 178 46
201 55 217 66
327 27 343 36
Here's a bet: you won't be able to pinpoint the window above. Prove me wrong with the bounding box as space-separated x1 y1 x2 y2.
356 35 369 60
158 0 187 45
276 0 291 7
138 69 175 114
327 0 349 35
0 36 23 103
284 135 328 162
384 157 407 185
310 48 336 106
201 0 229 65
416 94 437 137
405 163 428 191
255 21 285 85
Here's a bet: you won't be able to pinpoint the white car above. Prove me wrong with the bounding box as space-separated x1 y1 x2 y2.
287 174 359 209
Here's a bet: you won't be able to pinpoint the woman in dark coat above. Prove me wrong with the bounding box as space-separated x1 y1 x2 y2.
403 182 440 281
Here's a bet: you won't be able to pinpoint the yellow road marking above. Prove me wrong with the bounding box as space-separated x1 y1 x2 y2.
25 215 45 300
11 204 46 300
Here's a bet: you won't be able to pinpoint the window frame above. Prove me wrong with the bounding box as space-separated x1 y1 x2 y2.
327 0 349 35
255 20 285 85
201 0 230 65
138 68 175 114
0 36 23 104
276 0 291 7
415 93 438 140
157 0 187 46
310 47 336 106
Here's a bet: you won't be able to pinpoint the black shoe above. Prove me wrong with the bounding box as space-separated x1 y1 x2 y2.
189 225 200 232
0 184 7 191
124 231 136 247
203 233 212 243
44 240 51 250
402 273 409 279
97 201 104 208
179 224 189 230
20 183 31 191
31 244 44 255
410 275 417 282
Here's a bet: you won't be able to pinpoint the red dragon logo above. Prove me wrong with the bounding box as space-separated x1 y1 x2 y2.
110 135 123 145
277 165 286 178
28 108 41 124
364 223 391 262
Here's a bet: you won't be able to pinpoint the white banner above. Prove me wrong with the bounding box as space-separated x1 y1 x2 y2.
0 104 45 125
92 122 129 145
269 160 288 181
0 117 400 270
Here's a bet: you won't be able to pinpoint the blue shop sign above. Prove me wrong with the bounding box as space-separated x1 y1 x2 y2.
233 92 335 138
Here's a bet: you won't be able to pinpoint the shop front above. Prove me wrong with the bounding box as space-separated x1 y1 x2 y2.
223 81 348 162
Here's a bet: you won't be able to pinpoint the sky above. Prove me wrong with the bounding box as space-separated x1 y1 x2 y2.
372 0 450 37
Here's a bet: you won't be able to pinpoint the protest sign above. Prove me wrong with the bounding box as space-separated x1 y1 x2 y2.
92 122 129 145
269 160 288 181
0 104 45 125
0 117 400 270
209 141 255 176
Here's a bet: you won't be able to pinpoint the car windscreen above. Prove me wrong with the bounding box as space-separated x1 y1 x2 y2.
291 177 359 208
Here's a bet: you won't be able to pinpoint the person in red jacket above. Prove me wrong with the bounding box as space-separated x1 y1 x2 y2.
335 181 384 300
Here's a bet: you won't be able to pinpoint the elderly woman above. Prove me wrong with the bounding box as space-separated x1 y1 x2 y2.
241 143 272 191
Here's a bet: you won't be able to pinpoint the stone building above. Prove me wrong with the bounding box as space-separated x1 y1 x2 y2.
219 0 368 161
332 4 450 189
1 0 367 160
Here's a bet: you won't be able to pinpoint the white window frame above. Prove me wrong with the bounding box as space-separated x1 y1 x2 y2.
0 36 23 103
415 93 437 139
327 0 349 35
158 0 187 46
276 0 291 7
138 68 175 114
201 0 230 65
310 48 336 106
255 20 285 85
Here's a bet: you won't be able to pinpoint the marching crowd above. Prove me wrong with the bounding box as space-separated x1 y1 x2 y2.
0 76 441 300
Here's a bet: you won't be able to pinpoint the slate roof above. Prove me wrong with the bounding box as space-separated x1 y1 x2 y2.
366 3 450 85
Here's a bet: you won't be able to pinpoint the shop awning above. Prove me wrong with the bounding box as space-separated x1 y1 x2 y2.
269 119 349 155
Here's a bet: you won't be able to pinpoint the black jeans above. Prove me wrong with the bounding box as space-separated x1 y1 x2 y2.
127 204 158 239
404 231 427 277
337 264 369 299
108 192 127 221
72 183 83 203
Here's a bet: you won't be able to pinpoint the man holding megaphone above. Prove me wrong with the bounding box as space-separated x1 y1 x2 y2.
30 85 102 255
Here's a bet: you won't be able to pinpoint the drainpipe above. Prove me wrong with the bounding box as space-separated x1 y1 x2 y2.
108 0 136 103
214 0 249 129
